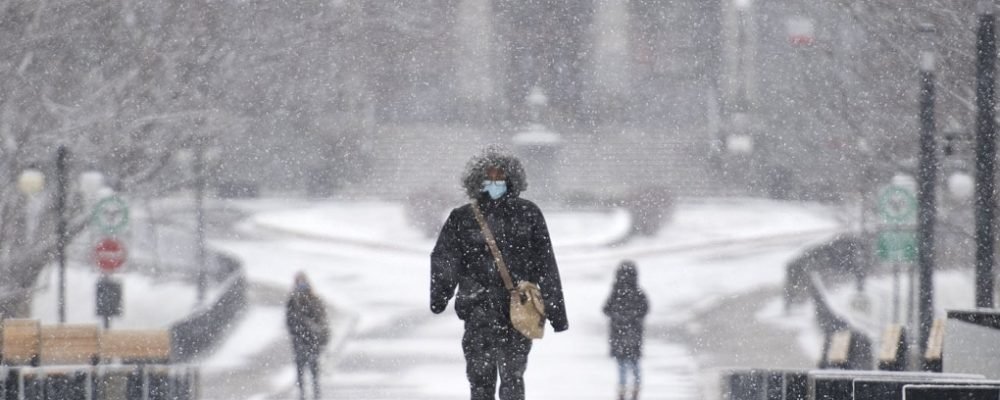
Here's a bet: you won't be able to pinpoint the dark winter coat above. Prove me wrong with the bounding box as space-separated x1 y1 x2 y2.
286 289 329 358
430 182 568 332
603 271 648 359
430 191 569 332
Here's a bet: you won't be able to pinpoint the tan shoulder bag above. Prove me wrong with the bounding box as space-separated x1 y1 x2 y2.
471 201 546 339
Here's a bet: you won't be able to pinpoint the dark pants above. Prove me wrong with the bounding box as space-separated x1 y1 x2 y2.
462 320 532 400
294 350 321 400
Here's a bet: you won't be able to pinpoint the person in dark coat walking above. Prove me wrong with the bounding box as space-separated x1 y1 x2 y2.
603 260 649 400
430 145 569 400
286 272 329 400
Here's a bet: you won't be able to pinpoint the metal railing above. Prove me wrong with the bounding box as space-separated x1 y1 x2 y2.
1 364 197 400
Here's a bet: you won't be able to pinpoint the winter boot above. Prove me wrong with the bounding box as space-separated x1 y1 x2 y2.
617 385 627 400
630 387 640 400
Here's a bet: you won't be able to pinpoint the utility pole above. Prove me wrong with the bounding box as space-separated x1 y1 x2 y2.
55 146 68 323
975 0 997 309
916 24 937 362
194 140 207 304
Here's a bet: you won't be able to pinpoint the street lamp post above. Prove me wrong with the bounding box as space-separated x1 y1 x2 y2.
54 145 69 324
193 140 208 304
18 154 103 324
17 169 45 197
915 24 937 363
974 0 997 309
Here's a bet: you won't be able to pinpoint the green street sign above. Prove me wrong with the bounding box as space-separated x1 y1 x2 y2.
878 185 917 225
877 230 917 263
91 196 129 234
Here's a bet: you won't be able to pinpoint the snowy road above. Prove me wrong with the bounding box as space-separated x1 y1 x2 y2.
206 198 841 400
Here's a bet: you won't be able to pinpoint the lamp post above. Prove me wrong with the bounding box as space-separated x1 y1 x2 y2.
946 171 975 201
54 146 69 324
974 0 997 309
943 128 975 202
915 24 937 362
194 143 207 304
17 169 45 196
726 112 754 155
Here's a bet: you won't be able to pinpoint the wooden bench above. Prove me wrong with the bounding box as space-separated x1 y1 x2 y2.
39 324 99 365
826 330 852 368
99 330 171 363
2 319 40 365
923 319 945 371
2 320 172 365
877 324 907 371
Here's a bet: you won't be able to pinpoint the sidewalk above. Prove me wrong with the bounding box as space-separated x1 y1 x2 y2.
205 198 842 400
683 287 818 400
199 282 291 400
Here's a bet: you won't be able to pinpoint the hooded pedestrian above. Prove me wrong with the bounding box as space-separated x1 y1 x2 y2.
430 145 569 400
603 260 649 400
286 272 329 400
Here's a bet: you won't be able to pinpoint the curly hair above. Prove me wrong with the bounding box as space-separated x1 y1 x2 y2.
461 144 528 199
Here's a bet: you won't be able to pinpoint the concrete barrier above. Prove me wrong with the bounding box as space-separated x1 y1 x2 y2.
721 368 998 400
719 369 808 400
852 376 999 400
944 309 1000 379
903 384 1000 400
807 370 985 400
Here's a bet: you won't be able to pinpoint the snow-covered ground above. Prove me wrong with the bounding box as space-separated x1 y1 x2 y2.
26 196 988 400
32 265 202 329
204 197 842 400
820 267 979 346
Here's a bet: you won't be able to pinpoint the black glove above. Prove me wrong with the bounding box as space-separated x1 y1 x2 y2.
431 300 448 314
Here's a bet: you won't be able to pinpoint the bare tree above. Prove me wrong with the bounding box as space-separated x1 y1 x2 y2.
0 0 232 318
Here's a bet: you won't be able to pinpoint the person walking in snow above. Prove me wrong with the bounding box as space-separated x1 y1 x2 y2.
603 260 649 400
430 145 569 400
286 272 329 400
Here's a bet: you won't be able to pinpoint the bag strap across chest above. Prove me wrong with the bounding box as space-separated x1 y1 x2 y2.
470 200 516 292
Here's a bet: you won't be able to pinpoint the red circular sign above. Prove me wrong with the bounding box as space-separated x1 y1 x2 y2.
94 238 126 272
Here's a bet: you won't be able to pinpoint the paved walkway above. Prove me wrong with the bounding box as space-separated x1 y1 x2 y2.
200 283 293 400
202 285 816 400
199 199 838 400
681 287 815 400
685 287 814 369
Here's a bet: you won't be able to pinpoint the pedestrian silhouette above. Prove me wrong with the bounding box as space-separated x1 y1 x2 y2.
603 260 649 400
430 145 569 400
286 272 329 400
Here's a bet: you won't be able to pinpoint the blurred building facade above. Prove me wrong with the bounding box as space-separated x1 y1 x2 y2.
316 0 728 201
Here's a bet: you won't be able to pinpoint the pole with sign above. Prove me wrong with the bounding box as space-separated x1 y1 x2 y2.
91 196 129 329
91 196 129 235
876 182 921 369
94 238 126 273
876 184 918 327
877 185 918 263
93 237 126 329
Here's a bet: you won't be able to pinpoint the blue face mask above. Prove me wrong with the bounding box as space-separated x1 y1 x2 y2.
482 180 507 200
